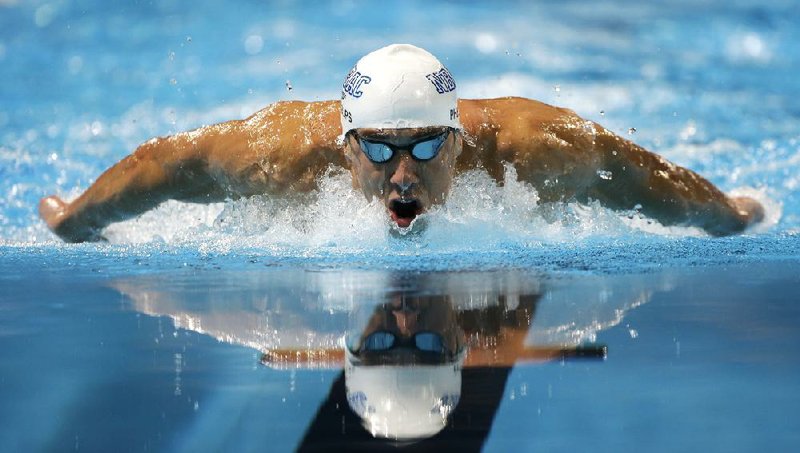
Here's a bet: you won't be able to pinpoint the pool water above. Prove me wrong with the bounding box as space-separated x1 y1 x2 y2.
1 0 800 451
1 264 799 451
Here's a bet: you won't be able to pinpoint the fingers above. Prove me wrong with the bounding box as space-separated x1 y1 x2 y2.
732 196 765 226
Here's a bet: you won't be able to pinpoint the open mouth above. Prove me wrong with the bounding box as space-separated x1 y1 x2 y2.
388 199 421 228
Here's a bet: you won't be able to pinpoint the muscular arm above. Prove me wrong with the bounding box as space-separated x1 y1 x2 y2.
459 97 763 236
587 124 763 235
40 131 228 242
40 101 345 242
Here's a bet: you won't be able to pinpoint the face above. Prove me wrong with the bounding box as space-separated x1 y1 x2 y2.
344 127 461 228
356 295 464 359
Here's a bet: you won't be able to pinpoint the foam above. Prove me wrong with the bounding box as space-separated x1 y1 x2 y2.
97 164 722 254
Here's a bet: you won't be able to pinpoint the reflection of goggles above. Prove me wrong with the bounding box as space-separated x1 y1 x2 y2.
360 331 450 355
352 128 453 163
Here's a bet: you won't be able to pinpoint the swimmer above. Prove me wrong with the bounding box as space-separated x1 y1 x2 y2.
39 43 765 242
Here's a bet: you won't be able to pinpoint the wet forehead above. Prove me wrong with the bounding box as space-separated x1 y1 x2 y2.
355 126 450 145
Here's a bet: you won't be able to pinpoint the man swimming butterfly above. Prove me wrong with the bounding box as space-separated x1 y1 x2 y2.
39 44 764 242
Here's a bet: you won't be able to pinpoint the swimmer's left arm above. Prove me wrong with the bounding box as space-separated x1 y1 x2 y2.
585 124 764 235
472 97 764 236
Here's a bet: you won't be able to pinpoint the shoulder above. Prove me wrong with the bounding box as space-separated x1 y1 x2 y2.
457 96 594 154
243 100 341 130
458 96 580 130
455 97 601 193
233 100 343 157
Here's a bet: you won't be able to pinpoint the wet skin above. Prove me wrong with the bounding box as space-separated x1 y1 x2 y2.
354 295 465 360
39 97 764 242
344 127 461 228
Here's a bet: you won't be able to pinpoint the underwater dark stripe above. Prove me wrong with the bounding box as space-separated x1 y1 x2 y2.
297 366 513 453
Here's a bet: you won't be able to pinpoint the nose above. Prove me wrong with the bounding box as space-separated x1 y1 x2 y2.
389 155 420 195
392 307 419 336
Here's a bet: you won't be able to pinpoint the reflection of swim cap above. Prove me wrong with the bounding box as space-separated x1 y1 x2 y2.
344 348 463 440
340 44 460 133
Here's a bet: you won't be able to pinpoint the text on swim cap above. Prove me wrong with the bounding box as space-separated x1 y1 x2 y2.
426 68 456 94
342 67 372 98
346 391 375 416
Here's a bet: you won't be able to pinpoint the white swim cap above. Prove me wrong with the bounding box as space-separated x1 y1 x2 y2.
344 348 463 440
340 44 460 133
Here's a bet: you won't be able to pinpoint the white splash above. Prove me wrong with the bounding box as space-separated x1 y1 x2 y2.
100 164 726 251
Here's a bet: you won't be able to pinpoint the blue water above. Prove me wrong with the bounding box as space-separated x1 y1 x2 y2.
1 264 799 451
1 0 800 451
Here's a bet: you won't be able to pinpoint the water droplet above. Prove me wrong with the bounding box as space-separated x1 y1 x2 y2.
186 36 192 43
285 80 293 91
169 51 175 61
553 84 561 93
170 78 178 85
90 121 103 136
600 110 605 116
596 170 613 180
612 150 618 156
244 34 264 55
628 127 636 135
34 4 57 28
629 328 638 338
67 55 83 74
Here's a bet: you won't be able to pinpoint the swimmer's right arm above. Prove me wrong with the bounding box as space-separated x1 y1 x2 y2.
39 125 236 242
39 100 346 242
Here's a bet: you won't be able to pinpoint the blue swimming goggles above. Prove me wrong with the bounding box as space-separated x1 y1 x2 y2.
353 128 454 163
359 331 450 355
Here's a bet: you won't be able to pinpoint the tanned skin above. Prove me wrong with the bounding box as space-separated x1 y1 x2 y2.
39 97 763 242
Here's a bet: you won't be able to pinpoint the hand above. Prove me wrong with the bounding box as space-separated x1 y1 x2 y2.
731 196 765 226
39 195 69 232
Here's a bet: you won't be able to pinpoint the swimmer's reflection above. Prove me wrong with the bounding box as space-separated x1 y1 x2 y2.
112 269 628 450
342 294 467 440
274 290 606 449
